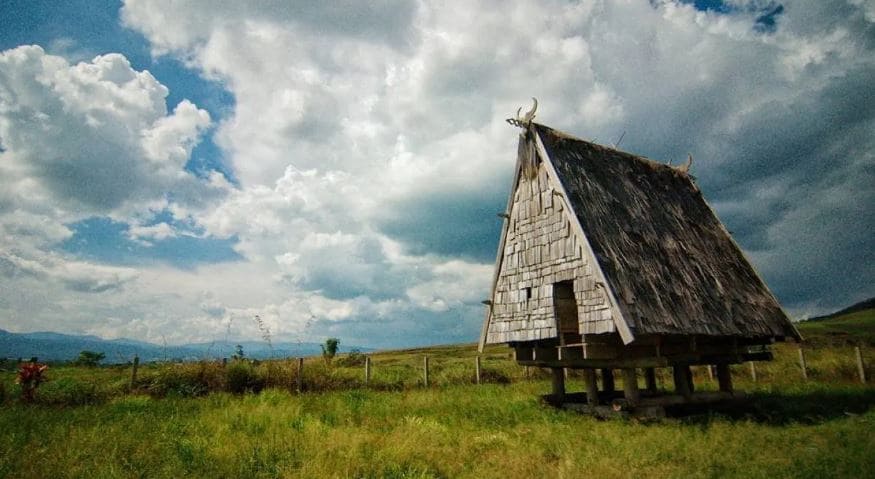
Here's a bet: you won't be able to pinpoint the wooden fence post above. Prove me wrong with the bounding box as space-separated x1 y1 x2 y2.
296 357 304 393
798 346 808 380
129 355 139 391
706 365 714 381
364 356 371 386
475 355 481 385
423 355 429 387
749 361 757 382
855 346 867 384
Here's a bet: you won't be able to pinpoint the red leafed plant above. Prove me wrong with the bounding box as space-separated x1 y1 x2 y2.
16 362 48 402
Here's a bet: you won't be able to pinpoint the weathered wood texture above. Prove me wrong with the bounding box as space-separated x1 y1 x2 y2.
533 124 799 340
484 155 611 344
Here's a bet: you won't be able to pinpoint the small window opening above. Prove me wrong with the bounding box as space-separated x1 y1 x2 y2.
524 287 532 301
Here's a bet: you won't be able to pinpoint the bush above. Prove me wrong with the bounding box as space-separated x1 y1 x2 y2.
226 360 264 394
335 349 367 367
36 378 106 406
74 350 105 367
149 362 225 397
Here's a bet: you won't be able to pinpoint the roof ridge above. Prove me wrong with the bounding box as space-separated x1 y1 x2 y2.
533 123 687 176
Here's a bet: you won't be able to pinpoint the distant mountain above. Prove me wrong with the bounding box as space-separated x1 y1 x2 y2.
0 330 371 363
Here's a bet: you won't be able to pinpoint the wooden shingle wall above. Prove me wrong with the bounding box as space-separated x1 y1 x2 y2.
486 161 615 344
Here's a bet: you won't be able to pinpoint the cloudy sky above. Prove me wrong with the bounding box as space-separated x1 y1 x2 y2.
0 0 872 348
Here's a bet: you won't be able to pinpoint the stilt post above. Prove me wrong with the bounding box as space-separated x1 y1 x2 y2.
622 368 640 406
584 369 599 406
644 367 657 393
716 363 733 393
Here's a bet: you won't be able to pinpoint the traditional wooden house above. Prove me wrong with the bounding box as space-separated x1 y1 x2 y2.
479 101 800 413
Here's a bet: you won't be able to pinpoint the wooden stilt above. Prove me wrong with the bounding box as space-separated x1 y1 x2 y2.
584 369 599 406
673 365 691 398
644 367 657 393
716 363 733 393
551 368 566 402
601 368 615 393
622 368 640 406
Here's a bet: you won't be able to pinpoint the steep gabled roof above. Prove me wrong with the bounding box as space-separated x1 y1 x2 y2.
534 123 799 340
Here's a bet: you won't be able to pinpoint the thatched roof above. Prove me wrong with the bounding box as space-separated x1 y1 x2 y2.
534 123 799 340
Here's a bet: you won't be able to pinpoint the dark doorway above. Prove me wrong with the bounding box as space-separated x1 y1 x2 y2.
553 281 579 339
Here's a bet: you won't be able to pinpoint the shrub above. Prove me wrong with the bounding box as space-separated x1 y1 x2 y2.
335 349 367 367
74 350 106 367
226 360 264 394
36 378 106 406
149 362 225 397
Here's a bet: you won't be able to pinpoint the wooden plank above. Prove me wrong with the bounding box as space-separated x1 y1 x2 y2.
855 346 867 384
749 361 757 382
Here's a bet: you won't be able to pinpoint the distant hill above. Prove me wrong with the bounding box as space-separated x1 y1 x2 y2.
806 297 875 321
0 329 371 363
796 296 875 346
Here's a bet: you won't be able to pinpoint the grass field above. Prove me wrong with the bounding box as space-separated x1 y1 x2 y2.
1 309 873 478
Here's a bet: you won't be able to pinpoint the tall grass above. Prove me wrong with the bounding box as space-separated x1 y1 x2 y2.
0 381 873 478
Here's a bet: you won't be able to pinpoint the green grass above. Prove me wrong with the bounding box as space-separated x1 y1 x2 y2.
797 308 875 346
0 309 873 478
1 382 873 478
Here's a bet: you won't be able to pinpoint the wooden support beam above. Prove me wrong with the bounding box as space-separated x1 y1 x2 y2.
716 363 733 393
601 368 615 393
584 369 599 406
673 365 691 398
475 355 482 385
515 351 772 370
622 368 640 406
644 367 657 393
551 368 566 402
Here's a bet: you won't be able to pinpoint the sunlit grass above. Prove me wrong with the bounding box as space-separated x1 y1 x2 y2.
0 311 873 478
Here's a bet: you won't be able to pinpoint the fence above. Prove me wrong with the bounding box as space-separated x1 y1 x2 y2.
125 342 869 395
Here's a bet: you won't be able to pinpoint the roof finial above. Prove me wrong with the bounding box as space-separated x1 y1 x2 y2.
506 97 538 128
677 153 693 174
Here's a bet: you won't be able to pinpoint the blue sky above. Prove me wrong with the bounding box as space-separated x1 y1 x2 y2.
0 0 872 347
